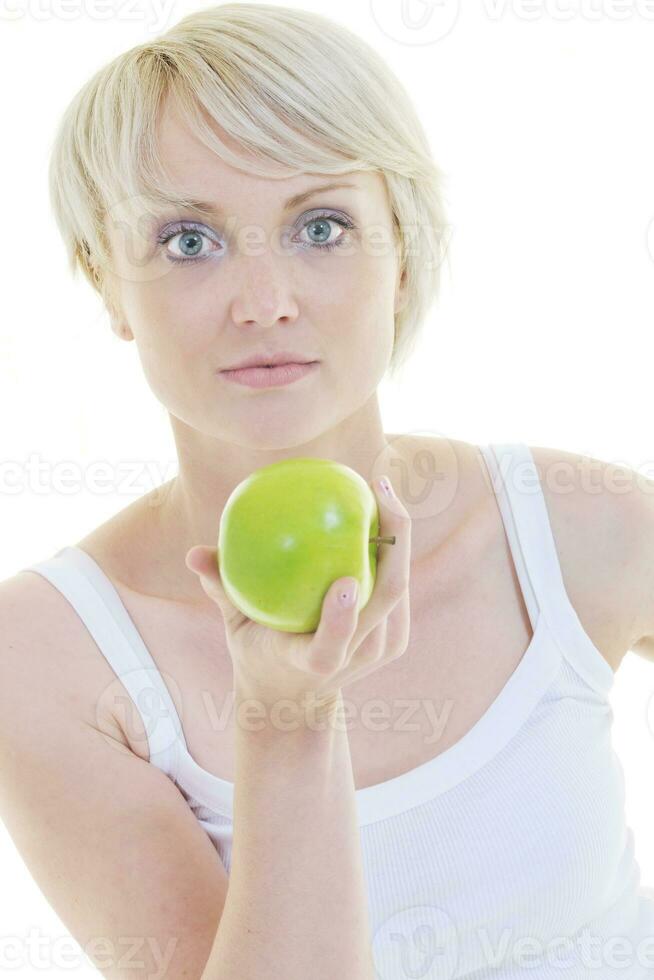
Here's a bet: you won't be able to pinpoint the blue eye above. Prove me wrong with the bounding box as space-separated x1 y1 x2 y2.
294 213 354 252
156 224 220 265
156 211 355 265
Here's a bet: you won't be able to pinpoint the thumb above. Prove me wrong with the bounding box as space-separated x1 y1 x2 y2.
185 545 244 628
185 545 218 578
308 576 360 672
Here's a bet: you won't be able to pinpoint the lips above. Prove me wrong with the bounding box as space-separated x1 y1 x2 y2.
221 351 319 371
218 361 319 389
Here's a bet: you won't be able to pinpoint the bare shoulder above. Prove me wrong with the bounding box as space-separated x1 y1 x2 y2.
0 480 175 742
527 443 648 671
405 435 644 672
0 569 131 748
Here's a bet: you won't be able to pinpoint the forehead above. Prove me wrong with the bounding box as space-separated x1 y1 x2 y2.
152 95 385 208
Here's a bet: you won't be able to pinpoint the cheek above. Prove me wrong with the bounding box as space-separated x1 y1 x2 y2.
354 253 398 357
350 252 399 336
320 263 395 372
123 274 216 356
325 249 397 312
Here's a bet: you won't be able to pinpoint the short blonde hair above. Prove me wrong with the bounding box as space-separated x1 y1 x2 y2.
48 2 450 379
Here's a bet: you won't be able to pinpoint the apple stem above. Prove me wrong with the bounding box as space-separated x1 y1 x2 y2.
369 535 396 545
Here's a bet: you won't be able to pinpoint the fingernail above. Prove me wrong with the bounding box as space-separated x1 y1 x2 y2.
338 578 358 608
379 475 395 498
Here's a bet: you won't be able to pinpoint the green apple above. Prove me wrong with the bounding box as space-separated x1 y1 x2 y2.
217 457 388 633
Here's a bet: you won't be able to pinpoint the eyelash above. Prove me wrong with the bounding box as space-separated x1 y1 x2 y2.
156 212 355 266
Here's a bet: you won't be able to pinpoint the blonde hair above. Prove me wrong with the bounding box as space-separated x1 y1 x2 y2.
48 2 450 379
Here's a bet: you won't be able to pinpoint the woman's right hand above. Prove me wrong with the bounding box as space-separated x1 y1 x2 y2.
185 475 411 721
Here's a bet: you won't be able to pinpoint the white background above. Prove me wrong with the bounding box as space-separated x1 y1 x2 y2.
1 0 654 975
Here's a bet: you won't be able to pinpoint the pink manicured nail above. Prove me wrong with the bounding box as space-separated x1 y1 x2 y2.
338 578 358 608
379 475 394 497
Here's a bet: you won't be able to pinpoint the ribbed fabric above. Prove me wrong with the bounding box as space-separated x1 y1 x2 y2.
21 444 654 978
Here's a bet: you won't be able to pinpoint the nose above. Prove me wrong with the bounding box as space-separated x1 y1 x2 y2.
229 250 300 329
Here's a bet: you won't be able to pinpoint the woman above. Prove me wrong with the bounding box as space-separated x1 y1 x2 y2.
1 4 653 978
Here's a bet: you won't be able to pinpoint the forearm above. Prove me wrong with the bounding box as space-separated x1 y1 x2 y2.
201 689 375 979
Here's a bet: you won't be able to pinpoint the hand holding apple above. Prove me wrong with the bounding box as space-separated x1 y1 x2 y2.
185 466 411 716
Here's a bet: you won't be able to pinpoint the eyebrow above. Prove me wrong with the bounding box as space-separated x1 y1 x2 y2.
151 180 358 218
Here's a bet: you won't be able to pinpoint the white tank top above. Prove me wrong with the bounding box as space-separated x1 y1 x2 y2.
21 443 654 978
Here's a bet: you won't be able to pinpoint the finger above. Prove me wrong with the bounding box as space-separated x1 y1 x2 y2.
185 545 246 630
349 475 411 653
339 619 388 681
316 589 410 696
306 575 360 675
340 589 410 690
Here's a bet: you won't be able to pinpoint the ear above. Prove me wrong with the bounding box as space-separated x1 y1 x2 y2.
394 263 408 315
109 315 134 342
106 295 134 342
102 278 134 342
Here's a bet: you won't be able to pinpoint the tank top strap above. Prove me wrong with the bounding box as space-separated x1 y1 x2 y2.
19 546 188 778
478 443 615 695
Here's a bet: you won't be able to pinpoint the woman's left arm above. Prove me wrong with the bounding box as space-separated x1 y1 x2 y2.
622 471 654 663
530 444 654 672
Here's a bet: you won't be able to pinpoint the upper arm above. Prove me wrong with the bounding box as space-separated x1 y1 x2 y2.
0 575 229 979
530 444 652 670
623 474 654 662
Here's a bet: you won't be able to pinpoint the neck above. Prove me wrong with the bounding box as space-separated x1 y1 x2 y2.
149 394 398 603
